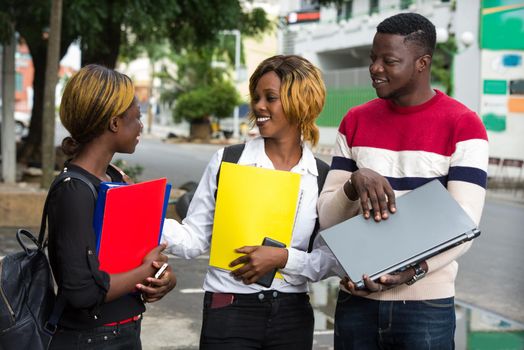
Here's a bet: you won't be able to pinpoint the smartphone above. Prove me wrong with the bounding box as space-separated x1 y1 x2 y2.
255 237 286 288
154 263 169 279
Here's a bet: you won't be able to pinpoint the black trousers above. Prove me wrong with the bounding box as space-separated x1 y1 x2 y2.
200 290 314 350
49 319 141 350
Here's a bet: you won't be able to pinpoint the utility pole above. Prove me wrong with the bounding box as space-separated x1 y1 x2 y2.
41 0 63 188
221 29 241 140
1 23 16 184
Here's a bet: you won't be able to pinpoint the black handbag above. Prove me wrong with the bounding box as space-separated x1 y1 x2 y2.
0 170 96 349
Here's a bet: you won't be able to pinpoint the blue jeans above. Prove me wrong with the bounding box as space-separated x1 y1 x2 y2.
49 319 141 350
334 291 455 350
200 291 314 349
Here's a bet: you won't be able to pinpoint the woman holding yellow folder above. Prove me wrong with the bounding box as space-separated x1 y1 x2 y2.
46 64 176 349
163 55 339 349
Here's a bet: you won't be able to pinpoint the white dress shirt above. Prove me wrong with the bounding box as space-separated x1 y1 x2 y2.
162 136 341 293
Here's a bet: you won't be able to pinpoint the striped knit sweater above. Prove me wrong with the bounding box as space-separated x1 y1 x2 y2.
318 90 489 301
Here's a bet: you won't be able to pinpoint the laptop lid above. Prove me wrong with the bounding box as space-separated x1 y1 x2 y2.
320 179 480 289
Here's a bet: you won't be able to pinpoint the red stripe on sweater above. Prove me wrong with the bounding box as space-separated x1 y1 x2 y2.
338 91 488 157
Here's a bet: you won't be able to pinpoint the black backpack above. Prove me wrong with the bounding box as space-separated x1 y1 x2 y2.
218 144 330 252
0 170 97 350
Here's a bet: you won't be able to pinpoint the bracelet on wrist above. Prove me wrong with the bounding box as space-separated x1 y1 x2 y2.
405 263 426 285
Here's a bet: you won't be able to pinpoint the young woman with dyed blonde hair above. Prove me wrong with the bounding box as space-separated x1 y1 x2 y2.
162 55 336 349
47 64 176 349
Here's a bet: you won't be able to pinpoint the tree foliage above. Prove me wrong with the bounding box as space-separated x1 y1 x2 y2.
159 48 240 126
0 0 270 163
0 0 82 163
432 35 457 96
173 81 240 123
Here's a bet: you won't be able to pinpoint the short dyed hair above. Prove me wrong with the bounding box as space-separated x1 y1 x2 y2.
248 55 326 146
60 64 135 155
377 13 436 56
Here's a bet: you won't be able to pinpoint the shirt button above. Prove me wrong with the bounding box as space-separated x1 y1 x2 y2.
258 293 265 301
87 338 92 343
103 335 108 341
272 291 278 298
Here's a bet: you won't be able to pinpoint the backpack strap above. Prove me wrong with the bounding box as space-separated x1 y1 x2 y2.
43 296 67 336
37 169 97 247
214 144 246 200
222 143 246 164
38 168 98 336
215 144 330 253
307 157 330 252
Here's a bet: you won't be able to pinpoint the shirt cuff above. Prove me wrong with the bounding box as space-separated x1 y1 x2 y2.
162 219 181 248
281 247 306 275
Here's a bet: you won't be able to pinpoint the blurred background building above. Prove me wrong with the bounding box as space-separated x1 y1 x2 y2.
278 0 524 167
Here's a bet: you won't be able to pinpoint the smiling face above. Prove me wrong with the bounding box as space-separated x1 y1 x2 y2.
369 33 429 106
251 71 300 142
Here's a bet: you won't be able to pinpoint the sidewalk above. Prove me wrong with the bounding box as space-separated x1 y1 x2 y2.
485 188 524 205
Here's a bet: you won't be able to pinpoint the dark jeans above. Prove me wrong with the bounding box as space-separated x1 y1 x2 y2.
200 290 314 350
334 291 455 350
48 319 141 350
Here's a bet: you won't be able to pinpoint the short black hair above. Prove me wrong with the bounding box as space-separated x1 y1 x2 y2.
376 13 436 56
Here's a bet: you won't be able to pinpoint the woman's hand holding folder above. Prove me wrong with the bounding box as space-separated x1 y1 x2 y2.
105 244 168 302
137 260 177 303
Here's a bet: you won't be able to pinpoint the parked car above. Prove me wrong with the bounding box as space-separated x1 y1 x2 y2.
0 109 30 141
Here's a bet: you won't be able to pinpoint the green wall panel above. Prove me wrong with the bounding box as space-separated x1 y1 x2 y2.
481 1 524 50
483 79 508 94
468 331 524 350
317 87 376 127
482 112 507 131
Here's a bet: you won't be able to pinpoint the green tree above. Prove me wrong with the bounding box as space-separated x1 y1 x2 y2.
162 48 241 140
0 0 269 165
432 36 457 96
0 0 82 164
173 82 240 123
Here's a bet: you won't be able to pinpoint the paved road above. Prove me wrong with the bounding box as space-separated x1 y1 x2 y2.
0 231 335 350
456 199 524 324
117 137 524 324
2 137 523 349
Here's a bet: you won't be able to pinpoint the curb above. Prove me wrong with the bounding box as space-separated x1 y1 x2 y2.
0 183 47 227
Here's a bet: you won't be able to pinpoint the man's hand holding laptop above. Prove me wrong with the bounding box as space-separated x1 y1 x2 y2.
344 168 397 222
340 168 428 294
341 261 429 296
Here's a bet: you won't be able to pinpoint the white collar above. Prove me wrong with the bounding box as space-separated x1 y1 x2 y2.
239 136 319 177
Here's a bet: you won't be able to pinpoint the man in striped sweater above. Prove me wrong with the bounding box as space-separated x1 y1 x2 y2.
318 13 488 350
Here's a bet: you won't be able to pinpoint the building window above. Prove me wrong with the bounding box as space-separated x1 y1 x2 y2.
369 0 379 15
15 72 23 92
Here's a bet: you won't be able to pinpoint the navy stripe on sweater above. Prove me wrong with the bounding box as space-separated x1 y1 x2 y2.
330 157 487 190
448 166 487 189
331 156 357 172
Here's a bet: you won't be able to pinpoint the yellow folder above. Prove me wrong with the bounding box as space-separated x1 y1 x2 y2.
209 162 301 275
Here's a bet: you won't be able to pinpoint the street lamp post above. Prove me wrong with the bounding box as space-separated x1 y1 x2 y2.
221 29 241 139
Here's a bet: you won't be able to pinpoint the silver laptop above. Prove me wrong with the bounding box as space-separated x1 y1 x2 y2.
320 179 480 289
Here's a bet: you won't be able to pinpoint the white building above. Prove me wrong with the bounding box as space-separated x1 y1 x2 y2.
277 0 524 170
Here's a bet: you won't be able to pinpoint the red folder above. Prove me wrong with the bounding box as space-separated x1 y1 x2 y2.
93 178 171 274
